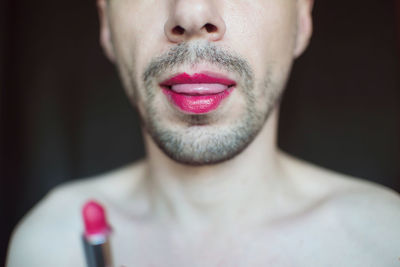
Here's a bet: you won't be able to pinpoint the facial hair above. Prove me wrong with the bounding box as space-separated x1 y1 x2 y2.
134 41 282 166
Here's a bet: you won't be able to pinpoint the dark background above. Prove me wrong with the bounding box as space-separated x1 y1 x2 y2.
1 0 399 264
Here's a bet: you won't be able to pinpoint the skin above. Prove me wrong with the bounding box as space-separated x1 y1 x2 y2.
6 0 400 266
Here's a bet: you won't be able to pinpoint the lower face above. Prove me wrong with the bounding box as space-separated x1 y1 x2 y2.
133 41 286 165
109 3 298 166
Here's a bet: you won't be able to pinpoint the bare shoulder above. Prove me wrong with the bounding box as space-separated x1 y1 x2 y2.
281 152 400 261
326 176 400 245
6 160 146 267
324 177 400 264
281 151 400 207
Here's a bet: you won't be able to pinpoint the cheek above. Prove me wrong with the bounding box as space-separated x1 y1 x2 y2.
108 1 168 88
225 1 297 83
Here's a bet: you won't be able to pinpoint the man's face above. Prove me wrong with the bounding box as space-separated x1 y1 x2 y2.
98 0 313 165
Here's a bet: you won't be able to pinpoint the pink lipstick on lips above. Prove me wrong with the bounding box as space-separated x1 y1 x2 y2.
82 200 113 267
160 72 236 114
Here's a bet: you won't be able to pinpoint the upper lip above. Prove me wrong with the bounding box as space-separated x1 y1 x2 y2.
160 72 237 87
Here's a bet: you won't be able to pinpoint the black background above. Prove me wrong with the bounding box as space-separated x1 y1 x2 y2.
1 0 399 265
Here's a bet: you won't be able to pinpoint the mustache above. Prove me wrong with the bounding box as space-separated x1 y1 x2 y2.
143 41 253 85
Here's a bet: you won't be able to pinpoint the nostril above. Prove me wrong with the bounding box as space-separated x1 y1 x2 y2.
204 23 218 33
172 25 185 35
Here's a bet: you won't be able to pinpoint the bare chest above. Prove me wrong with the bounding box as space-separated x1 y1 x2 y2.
107 221 386 267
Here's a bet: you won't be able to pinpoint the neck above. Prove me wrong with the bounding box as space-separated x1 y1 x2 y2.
142 108 288 231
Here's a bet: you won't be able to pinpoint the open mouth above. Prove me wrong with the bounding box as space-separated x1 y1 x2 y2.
160 72 236 114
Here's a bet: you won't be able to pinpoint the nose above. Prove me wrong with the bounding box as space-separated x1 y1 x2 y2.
164 0 226 43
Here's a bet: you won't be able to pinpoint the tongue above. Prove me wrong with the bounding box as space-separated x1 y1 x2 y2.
171 83 228 95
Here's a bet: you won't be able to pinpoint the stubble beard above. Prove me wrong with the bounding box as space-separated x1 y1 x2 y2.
128 41 283 166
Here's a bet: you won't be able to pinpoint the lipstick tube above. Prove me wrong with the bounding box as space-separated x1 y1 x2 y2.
82 201 113 267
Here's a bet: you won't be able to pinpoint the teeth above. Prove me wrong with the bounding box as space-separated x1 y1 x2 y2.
170 83 228 95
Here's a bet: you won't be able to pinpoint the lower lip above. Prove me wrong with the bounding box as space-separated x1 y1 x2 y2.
162 87 234 114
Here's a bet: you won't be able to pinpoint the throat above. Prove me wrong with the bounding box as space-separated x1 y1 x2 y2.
143 151 285 231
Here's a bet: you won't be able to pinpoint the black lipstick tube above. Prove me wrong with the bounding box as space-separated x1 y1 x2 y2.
82 233 113 267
